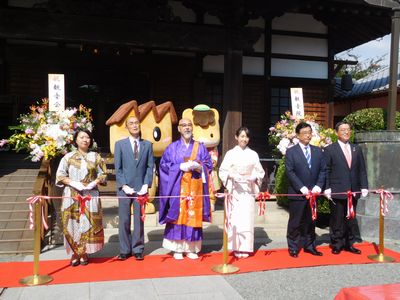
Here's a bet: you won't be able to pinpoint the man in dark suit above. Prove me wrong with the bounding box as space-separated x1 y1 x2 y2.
285 122 326 258
324 121 368 255
114 116 154 261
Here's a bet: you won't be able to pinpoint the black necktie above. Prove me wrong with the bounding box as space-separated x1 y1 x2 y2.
134 140 138 160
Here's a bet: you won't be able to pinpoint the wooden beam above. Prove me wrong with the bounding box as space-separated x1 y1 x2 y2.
222 50 243 156
0 9 262 53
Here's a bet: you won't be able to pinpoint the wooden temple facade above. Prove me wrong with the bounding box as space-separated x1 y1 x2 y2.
0 0 392 157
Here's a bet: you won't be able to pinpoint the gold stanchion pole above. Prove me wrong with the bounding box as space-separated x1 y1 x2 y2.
20 201 53 286
211 198 239 274
368 191 395 263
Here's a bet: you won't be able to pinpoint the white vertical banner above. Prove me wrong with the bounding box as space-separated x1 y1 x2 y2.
48 74 65 112
290 87 304 119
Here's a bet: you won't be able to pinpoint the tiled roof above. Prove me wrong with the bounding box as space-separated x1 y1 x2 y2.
334 64 400 100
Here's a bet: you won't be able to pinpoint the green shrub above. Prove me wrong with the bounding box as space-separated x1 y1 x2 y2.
343 108 400 131
274 157 289 207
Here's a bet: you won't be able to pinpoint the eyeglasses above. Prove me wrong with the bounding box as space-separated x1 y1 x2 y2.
338 128 351 132
179 123 192 127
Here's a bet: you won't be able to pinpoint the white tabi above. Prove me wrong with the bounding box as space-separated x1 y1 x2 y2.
219 145 265 253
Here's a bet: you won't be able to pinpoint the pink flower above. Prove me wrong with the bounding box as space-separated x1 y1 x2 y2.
25 128 34 135
269 127 276 132
0 139 7 147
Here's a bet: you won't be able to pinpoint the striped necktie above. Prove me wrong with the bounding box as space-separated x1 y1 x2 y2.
305 146 311 169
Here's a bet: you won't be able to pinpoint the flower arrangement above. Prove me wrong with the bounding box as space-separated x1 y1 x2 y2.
1 98 94 162
268 111 337 156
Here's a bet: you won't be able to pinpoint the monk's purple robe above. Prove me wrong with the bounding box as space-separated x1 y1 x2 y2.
159 138 212 241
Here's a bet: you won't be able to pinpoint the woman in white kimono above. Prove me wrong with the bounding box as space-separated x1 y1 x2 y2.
219 127 265 258
56 129 107 266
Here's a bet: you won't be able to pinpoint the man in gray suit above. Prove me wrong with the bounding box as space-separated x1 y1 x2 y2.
114 116 154 261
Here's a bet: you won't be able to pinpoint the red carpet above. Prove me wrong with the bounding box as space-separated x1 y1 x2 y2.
1 243 399 288
335 283 400 300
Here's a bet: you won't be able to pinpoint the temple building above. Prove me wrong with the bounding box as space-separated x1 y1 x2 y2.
0 0 392 156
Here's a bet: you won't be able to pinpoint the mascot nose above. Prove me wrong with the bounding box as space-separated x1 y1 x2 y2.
210 133 214 138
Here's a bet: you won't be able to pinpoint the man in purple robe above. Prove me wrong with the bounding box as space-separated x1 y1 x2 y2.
159 118 212 260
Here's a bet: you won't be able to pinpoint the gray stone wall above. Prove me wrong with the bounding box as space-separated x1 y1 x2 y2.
355 131 400 241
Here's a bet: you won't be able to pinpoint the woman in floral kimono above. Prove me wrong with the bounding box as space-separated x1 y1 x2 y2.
219 127 265 258
56 128 107 266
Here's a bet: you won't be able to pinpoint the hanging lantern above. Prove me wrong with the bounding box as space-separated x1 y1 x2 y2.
341 71 353 91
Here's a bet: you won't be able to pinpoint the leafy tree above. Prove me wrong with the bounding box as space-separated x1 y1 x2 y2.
335 53 387 80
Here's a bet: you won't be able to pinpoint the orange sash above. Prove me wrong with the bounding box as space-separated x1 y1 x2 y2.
174 141 203 228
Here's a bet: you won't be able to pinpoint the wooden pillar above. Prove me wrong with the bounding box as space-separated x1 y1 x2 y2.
222 49 243 155
0 38 5 95
264 17 272 137
327 31 335 129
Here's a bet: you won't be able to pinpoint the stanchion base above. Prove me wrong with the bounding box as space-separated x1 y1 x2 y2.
19 274 53 286
368 253 396 263
211 264 240 274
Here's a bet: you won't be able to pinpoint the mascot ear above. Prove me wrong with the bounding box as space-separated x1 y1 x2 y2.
182 108 193 121
211 108 219 122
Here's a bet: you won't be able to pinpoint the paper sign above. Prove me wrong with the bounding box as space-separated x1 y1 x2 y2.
48 74 65 112
290 87 304 119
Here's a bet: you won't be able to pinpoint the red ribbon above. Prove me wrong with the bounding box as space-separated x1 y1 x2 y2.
74 194 92 216
26 196 49 230
306 192 318 221
137 194 149 222
376 189 394 217
346 190 355 219
256 191 270 216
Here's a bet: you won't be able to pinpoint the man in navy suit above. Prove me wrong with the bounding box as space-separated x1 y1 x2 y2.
114 116 154 261
324 121 368 255
285 122 326 258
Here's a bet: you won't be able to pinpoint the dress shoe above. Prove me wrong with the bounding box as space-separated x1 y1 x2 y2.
345 246 361 254
289 250 298 258
304 248 323 256
331 248 342 255
134 252 144 260
117 253 131 261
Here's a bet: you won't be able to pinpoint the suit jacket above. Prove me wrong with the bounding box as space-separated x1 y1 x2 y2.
324 142 368 200
114 137 154 194
285 143 326 200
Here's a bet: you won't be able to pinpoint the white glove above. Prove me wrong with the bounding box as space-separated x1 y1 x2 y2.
180 162 191 172
122 185 135 195
69 181 85 191
190 161 201 171
137 184 148 195
300 186 309 195
324 188 332 199
85 180 97 190
361 189 369 198
311 186 321 194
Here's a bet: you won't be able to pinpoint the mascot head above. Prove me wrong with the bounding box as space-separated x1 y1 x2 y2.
106 100 177 156
182 104 220 148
